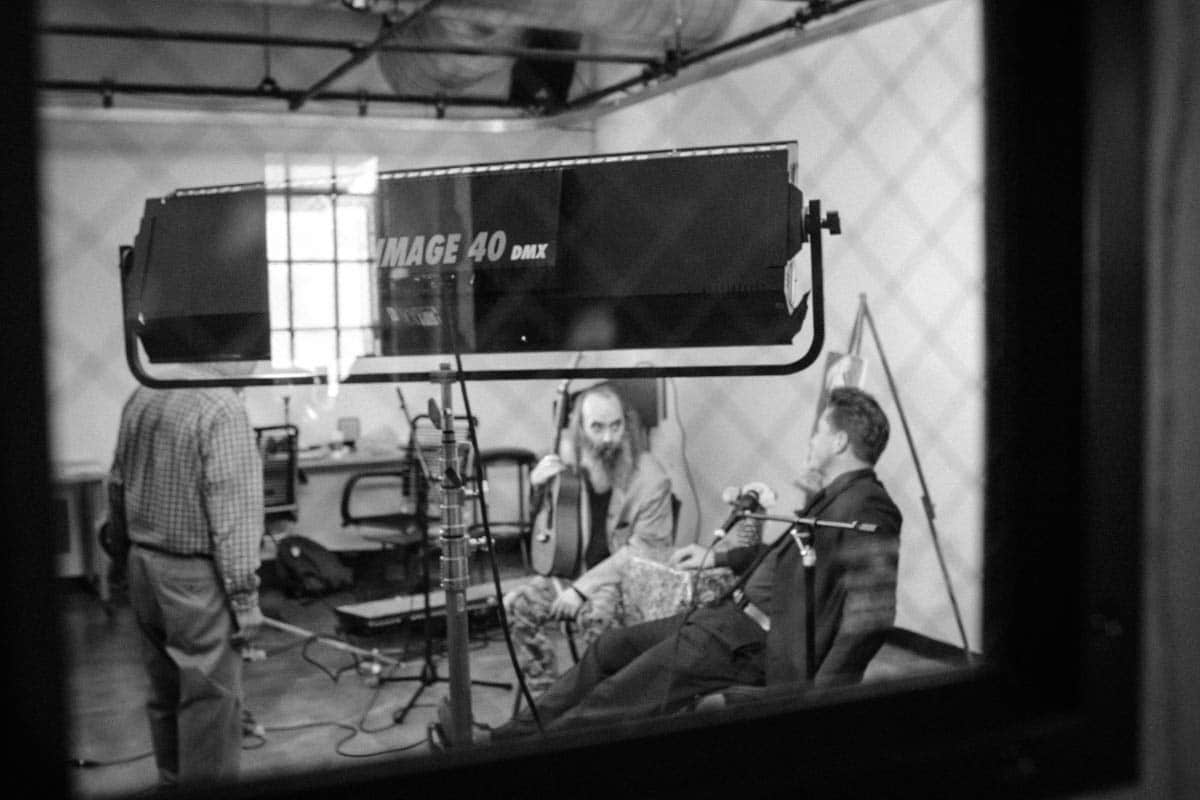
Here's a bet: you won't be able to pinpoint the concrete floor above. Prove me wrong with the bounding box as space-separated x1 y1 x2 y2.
61 544 967 799
62 545 544 799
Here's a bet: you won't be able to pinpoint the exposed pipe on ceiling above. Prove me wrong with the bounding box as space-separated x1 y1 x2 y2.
38 78 510 113
372 0 740 101
254 0 740 42
38 23 657 65
290 0 446 109
37 0 945 124
378 0 740 43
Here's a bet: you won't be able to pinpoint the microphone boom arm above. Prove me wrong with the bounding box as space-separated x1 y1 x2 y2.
741 511 878 533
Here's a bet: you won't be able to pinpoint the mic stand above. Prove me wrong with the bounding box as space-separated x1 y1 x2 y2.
433 363 473 747
787 523 818 681
381 372 510 739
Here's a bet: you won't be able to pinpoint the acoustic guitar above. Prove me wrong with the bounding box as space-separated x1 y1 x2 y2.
530 374 584 578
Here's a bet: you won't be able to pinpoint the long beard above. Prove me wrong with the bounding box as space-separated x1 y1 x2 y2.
582 438 632 491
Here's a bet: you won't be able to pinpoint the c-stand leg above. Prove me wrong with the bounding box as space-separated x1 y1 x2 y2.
852 296 973 661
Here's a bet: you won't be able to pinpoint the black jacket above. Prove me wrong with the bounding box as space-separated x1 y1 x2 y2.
706 468 903 686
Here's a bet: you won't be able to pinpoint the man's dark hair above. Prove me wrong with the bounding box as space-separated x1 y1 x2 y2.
825 386 890 465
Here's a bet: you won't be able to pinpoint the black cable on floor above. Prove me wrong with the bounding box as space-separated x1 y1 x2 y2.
258 719 427 759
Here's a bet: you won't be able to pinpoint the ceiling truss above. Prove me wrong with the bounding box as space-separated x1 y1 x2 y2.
37 0 928 120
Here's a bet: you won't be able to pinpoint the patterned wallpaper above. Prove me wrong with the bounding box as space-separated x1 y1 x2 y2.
589 0 983 650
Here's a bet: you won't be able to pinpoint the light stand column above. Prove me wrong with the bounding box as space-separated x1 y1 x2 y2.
433 363 473 747
854 295 972 661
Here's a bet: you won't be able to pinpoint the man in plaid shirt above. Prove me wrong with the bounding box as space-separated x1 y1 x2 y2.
108 385 264 788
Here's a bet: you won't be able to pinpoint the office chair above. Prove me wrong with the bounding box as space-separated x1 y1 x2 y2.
338 414 475 593
467 447 538 574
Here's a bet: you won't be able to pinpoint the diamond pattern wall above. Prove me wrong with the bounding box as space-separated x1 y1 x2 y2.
594 0 983 650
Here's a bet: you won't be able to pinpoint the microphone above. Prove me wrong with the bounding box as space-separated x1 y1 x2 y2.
714 490 763 538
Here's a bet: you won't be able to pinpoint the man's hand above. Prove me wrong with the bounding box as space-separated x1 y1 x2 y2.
233 605 264 644
670 543 713 571
531 454 566 488
724 518 762 550
550 585 585 620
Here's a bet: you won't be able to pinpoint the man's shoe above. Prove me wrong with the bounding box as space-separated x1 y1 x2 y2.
488 717 541 742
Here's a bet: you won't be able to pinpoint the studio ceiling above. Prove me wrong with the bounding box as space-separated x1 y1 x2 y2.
36 0 942 121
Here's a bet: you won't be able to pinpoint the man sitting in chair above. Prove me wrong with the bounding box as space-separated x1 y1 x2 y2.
505 383 749 692
493 386 902 739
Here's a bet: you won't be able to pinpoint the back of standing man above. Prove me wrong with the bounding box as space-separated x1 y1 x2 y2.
108 385 264 789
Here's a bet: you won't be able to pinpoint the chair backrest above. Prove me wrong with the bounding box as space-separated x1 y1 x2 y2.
472 447 538 537
340 414 478 531
339 470 413 529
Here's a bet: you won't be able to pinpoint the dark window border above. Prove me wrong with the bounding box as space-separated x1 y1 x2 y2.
6 0 1143 796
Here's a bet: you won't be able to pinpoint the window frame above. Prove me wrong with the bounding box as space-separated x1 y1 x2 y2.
7 0 1144 796
266 161 378 379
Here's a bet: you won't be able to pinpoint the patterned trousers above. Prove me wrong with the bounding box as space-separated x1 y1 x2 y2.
503 568 738 691
504 576 624 691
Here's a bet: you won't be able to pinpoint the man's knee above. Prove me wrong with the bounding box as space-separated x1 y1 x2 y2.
589 625 642 672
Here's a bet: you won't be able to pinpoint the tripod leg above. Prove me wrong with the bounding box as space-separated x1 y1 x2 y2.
392 680 430 725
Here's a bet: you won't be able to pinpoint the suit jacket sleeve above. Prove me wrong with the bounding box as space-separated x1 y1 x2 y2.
714 541 763 575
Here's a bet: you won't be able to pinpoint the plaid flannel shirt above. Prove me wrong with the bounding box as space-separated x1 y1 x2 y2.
109 387 263 613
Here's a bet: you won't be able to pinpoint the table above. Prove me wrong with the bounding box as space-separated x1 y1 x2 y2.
51 461 109 601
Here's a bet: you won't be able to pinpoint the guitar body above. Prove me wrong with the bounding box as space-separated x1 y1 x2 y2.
531 469 584 578
530 359 588 579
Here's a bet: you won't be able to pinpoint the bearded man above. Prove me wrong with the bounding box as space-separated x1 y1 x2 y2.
503 382 676 692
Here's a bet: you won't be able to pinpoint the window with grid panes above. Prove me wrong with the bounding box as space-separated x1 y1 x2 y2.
266 155 379 382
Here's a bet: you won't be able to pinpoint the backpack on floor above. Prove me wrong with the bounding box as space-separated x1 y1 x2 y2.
274 535 353 598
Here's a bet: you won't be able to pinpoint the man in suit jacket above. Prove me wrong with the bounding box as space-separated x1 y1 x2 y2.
492 385 901 738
